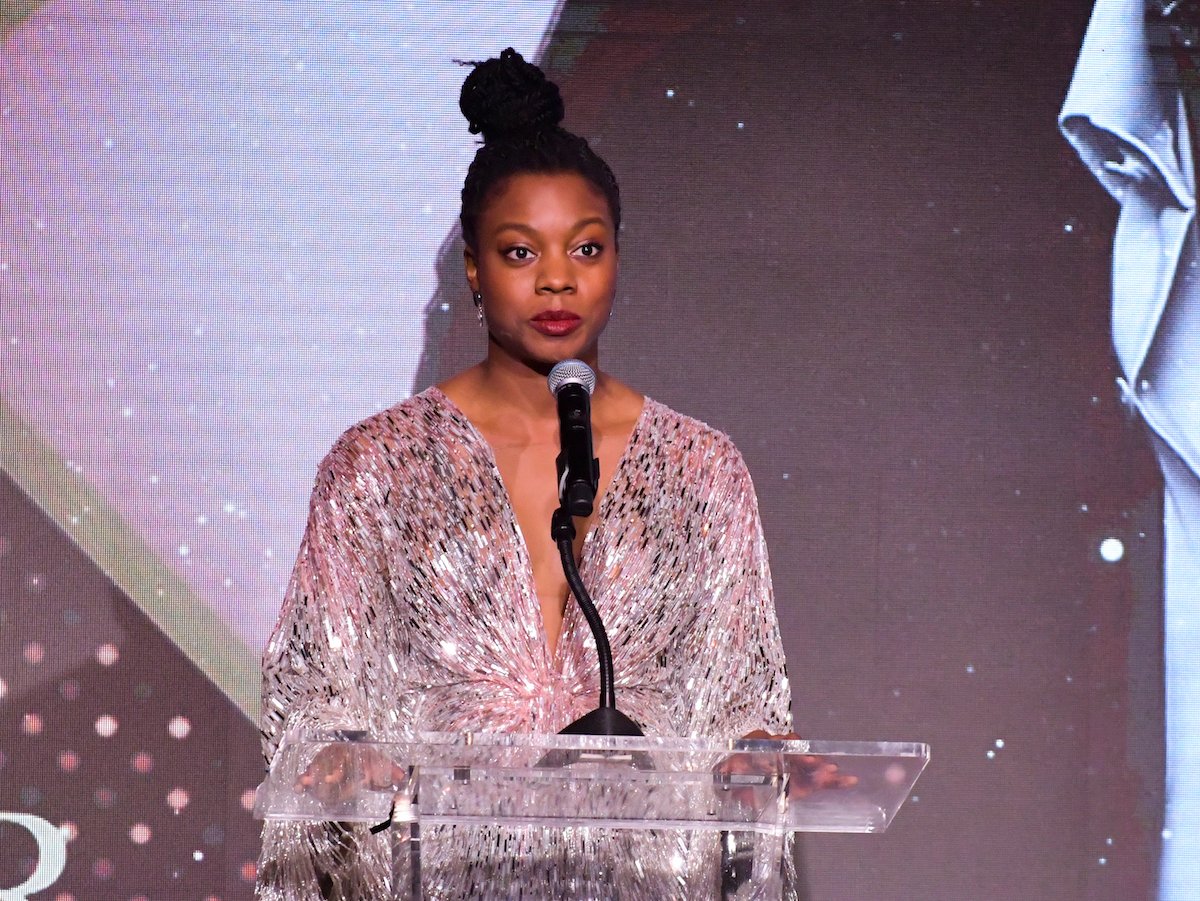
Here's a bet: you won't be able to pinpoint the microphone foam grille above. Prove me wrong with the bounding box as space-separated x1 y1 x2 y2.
547 359 596 395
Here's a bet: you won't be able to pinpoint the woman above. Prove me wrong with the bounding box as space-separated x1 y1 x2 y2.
257 48 801 899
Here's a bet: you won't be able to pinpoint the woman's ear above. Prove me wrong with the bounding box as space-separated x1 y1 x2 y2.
463 246 479 294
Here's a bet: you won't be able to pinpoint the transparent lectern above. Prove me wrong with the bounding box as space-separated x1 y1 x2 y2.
255 731 929 899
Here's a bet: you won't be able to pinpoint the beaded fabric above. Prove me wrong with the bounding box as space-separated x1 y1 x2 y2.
256 387 795 900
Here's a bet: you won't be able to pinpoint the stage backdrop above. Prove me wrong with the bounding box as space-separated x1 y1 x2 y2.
2 1 1197 899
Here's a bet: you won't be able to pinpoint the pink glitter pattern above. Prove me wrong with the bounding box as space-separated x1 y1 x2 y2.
256 388 794 899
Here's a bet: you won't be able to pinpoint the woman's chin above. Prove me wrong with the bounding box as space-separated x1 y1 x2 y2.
500 339 599 374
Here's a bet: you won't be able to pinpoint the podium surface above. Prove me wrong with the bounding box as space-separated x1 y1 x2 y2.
256 732 928 899
256 730 928 833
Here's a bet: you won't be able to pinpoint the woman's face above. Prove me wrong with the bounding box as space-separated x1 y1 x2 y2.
465 171 618 370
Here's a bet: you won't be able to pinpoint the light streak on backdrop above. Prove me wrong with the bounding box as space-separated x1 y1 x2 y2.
0 0 564 712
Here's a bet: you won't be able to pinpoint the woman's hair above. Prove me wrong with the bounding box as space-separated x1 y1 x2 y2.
458 47 621 250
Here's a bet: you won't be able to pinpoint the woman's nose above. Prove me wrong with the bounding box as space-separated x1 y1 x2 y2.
536 252 575 293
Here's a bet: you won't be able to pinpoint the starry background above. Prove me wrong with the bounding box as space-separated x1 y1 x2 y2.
0 1 1172 899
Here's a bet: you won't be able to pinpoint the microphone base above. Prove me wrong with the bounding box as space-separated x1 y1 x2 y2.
559 706 645 737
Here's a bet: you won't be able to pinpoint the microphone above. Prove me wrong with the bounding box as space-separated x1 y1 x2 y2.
547 359 600 518
545 359 643 738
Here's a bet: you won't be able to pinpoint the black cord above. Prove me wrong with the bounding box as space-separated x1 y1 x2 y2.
551 507 615 709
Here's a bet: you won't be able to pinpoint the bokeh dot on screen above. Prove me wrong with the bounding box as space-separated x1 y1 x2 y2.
97 642 120 665
58 750 81 773
132 751 155 773
167 787 191 811
23 640 46 664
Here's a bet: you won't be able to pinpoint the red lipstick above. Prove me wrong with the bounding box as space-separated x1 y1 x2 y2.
531 309 582 337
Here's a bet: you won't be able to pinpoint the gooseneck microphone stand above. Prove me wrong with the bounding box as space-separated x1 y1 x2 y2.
548 360 643 737
552 507 643 737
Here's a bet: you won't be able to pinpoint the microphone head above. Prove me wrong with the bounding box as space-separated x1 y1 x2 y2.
547 359 596 396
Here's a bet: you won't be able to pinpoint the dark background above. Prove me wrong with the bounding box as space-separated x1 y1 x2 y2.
420 3 1164 897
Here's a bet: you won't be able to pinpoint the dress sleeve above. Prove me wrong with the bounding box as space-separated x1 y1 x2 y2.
676 440 794 739
673 440 807 900
256 433 393 900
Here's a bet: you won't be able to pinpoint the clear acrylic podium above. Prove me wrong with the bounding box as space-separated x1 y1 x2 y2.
255 731 929 899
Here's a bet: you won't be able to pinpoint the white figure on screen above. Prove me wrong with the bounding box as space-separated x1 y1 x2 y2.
1061 1 1200 896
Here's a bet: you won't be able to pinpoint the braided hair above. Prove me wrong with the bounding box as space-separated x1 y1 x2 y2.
458 48 621 251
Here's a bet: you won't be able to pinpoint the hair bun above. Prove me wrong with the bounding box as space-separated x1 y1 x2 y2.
459 47 564 142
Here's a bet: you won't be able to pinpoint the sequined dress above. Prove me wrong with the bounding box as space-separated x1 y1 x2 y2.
256 387 794 900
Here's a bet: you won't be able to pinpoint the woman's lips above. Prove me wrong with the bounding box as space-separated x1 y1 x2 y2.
530 311 582 336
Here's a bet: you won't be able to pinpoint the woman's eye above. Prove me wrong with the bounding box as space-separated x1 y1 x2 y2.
576 242 603 258
505 246 533 261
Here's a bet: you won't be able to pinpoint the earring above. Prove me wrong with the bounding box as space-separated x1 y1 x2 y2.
472 290 484 326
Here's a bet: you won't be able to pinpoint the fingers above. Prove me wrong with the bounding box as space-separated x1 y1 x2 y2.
753 733 858 796
739 730 801 742
740 729 772 741
714 753 760 778
295 746 406 803
785 758 858 799
298 754 352 804
364 756 408 790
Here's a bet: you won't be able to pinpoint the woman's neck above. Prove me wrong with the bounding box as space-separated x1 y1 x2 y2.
436 345 634 445
475 350 605 423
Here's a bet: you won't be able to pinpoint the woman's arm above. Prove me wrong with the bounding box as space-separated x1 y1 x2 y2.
256 432 394 901
674 439 793 738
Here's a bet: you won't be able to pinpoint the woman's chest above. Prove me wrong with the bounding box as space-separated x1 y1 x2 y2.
375 454 705 680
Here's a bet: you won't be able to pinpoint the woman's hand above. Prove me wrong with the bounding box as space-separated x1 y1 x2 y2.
295 743 408 806
716 730 858 802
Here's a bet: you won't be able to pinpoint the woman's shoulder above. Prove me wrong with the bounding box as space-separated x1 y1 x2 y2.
316 388 458 478
639 397 751 481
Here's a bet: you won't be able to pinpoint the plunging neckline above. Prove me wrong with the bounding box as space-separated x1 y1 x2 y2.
427 386 649 666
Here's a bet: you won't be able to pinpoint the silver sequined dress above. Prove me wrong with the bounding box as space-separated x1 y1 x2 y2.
257 387 794 900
